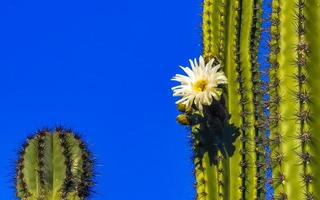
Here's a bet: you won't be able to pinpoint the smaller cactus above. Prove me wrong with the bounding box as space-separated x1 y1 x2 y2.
15 127 94 200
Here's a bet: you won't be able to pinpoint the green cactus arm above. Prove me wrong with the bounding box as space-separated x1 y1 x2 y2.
305 1 320 198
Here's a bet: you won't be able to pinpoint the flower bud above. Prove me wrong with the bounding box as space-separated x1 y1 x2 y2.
176 114 190 125
177 103 187 112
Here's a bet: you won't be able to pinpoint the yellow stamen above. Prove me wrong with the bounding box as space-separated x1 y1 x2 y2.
192 79 208 92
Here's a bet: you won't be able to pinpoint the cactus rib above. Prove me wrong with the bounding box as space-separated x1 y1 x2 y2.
249 0 266 198
270 0 303 199
269 0 285 198
295 0 311 198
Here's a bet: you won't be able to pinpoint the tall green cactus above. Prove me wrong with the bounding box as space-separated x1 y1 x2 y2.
269 0 320 199
177 0 266 199
15 127 94 200
174 0 320 199
204 0 265 199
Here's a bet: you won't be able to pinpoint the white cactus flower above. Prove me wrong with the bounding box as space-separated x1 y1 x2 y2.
171 56 228 113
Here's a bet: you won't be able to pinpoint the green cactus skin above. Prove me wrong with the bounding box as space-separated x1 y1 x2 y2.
189 0 266 199
269 0 320 199
15 128 94 200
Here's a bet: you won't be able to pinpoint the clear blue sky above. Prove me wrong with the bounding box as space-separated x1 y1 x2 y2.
0 0 203 199
0 0 274 199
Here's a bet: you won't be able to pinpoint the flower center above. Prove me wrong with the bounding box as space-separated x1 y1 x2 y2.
192 79 208 92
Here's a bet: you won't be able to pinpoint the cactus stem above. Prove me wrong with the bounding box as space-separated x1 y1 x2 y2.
15 127 95 200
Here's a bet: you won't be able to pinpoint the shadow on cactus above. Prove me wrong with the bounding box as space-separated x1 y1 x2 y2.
189 95 239 166
15 127 95 200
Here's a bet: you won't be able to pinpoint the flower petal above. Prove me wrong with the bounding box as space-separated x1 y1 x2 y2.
171 56 228 114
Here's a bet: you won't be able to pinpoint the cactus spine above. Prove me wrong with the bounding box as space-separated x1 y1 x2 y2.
15 128 94 200
269 0 320 199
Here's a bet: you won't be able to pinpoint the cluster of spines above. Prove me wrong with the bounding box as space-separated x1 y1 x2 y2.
294 0 313 198
249 0 267 197
268 0 285 198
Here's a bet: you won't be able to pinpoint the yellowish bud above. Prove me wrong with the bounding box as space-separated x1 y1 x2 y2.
177 103 193 113
176 114 190 125
177 103 186 112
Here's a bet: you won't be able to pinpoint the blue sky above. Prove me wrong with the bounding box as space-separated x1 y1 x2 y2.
0 0 203 199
